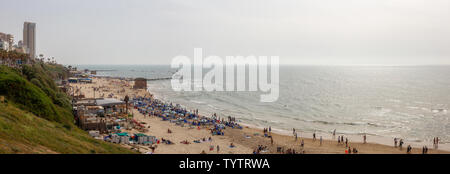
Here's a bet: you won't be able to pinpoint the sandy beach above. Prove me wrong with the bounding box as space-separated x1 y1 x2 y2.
71 77 449 154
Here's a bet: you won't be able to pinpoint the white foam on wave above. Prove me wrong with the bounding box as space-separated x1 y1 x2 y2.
431 109 448 114
406 106 419 110
190 100 205 104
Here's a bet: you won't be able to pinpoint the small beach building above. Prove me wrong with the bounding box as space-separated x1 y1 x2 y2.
78 78 92 83
95 98 127 115
68 78 78 83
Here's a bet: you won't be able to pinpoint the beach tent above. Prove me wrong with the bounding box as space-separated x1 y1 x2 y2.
134 133 147 137
115 132 128 136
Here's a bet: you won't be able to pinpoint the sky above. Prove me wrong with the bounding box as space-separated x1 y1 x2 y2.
0 0 449 65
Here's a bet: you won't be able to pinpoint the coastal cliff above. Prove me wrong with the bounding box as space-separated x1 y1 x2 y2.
0 63 135 153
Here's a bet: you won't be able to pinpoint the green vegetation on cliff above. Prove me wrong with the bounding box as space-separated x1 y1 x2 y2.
0 65 71 125
0 103 134 153
0 64 135 154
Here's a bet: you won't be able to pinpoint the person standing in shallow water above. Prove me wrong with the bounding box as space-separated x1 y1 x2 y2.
437 137 439 149
434 137 439 149
399 139 404 150
433 137 436 149
332 129 336 139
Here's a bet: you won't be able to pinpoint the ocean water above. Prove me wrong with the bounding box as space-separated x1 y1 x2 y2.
75 65 450 149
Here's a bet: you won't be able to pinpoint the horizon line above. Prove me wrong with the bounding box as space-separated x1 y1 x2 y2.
65 63 450 67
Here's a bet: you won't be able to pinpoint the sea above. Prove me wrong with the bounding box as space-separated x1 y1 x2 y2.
74 64 450 150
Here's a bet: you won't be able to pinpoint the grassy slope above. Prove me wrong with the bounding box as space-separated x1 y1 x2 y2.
0 103 134 154
0 64 135 154
0 65 71 124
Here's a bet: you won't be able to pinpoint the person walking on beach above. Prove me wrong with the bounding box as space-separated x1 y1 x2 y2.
320 136 323 146
293 128 296 135
363 134 367 144
407 145 412 154
295 132 298 141
345 138 348 147
269 126 271 133
217 145 220 153
301 139 304 148
394 138 398 148
313 132 316 141
271 137 274 145
332 129 336 139
338 136 341 144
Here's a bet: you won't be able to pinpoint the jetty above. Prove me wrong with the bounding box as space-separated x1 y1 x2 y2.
145 77 172 81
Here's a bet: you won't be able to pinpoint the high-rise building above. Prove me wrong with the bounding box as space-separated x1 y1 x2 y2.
0 40 9 51
23 22 36 58
6 34 14 50
0 32 14 51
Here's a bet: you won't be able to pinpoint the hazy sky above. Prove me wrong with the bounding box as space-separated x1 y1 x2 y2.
1 0 449 65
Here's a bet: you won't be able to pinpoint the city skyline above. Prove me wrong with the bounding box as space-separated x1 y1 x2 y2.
0 0 449 65
0 22 35 57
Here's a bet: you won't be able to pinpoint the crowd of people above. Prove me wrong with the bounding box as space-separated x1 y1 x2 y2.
131 95 247 153
133 96 243 136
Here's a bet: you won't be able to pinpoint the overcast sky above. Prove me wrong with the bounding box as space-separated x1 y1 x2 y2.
1 0 449 65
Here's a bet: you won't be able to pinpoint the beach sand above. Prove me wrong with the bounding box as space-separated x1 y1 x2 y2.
71 77 449 154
